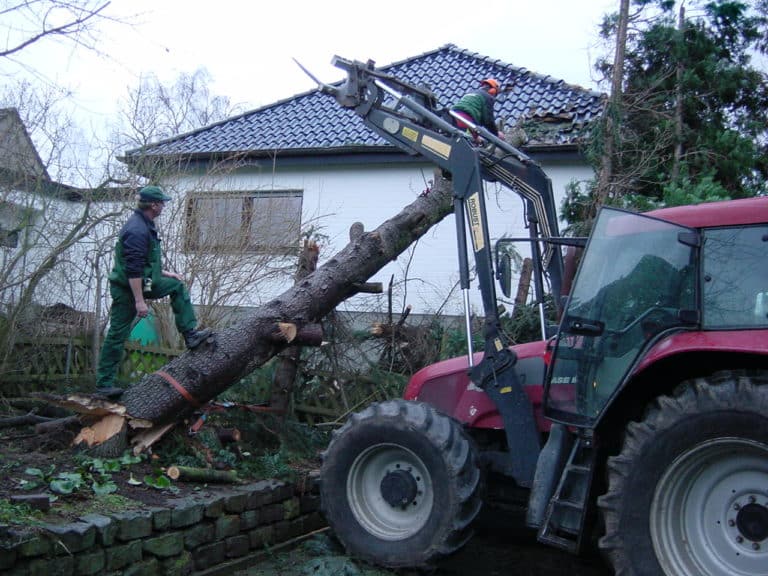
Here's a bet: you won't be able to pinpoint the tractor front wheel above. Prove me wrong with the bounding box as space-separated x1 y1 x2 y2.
320 400 482 568
598 371 768 576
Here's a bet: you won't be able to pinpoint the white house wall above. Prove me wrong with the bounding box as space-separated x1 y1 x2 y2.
166 157 594 319
0 187 126 323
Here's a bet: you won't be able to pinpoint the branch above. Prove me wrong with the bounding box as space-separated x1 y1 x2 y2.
0 1 111 59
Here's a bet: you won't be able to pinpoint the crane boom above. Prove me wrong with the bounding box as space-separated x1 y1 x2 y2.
315 55 567 485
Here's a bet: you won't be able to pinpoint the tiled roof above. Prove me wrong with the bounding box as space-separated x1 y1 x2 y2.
125 45 605 161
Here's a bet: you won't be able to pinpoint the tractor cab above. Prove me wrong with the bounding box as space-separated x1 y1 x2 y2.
546 199 768 427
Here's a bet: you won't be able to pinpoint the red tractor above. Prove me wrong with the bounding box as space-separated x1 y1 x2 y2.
315 57 768 576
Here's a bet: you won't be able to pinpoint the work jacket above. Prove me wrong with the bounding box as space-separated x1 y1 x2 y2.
452 90 498 134
108 209 162 288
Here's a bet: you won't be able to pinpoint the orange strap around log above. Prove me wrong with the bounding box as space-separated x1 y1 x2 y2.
155 370 202 408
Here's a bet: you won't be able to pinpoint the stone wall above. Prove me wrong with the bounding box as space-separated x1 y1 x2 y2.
0 477 326 576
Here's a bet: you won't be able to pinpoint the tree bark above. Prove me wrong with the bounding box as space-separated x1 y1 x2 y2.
113 171 454 432
269 240 320 414
595 0 630 210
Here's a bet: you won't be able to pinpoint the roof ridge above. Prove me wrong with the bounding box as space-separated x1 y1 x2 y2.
446 45 603 96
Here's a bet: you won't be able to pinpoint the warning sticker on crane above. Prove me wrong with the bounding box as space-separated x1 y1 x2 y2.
421 135 451 159
467 192 485 250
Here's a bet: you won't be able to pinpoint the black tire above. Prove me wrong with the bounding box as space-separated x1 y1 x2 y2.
320 399 482 568
598 371 768 576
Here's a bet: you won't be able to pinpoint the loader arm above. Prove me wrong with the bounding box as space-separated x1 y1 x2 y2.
322 56 565 485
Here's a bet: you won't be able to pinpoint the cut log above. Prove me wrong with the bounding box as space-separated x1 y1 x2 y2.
73 413 126 447
166 465 240 483
81 172 456 449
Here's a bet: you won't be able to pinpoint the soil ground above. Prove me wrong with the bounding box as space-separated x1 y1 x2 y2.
0 424 221 522
0 409 610 576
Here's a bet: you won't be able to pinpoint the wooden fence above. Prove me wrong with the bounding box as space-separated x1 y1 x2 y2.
0 338 399 424
0 337 181 395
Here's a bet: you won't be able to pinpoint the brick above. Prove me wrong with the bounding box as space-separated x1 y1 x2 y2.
182 523 214 550
239 509 259 530
168 499 204 528
73 548 105 576
143 532 183 558
259 503 283 524
160 550 193 576
283 496 300 520
225 534 249 558
214 514 240 540
150 507 171 531
27 554 74 576
122 557 159 576
113 511 153 542
44 522 96 554
203 497 224 519
104 540 143 571
17 534 52 558
243 480 280 509
222 490 248 514
79 513 117 546
299 493 321 514
272 520 292 543
192 541 225 571
248 525 274 550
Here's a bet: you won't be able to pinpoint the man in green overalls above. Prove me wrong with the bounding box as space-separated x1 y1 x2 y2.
96 186 211 398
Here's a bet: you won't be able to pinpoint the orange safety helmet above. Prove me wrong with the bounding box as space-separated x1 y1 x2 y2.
480 78 500 96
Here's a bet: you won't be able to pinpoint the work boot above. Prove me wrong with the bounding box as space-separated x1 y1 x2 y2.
184 328 212 349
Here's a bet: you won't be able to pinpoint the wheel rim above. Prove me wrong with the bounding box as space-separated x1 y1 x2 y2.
651 437 768 576
346 443 434 541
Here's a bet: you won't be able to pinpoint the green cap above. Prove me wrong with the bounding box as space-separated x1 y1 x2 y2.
139 185 171 202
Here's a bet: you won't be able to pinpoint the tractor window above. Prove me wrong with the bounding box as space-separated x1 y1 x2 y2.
545 208 696 426
702 226 768 329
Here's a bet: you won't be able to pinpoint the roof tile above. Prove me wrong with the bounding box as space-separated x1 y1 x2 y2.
126 44 605 160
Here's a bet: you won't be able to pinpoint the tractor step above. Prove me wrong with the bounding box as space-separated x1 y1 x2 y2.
537 433 596 553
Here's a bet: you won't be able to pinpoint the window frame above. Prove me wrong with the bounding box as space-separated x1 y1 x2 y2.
184 190 303 255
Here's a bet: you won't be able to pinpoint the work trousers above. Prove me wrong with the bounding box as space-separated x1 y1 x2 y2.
96 276 197 388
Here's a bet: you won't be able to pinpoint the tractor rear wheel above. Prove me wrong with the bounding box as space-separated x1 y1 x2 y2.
598 371 768 576
320 399 482 568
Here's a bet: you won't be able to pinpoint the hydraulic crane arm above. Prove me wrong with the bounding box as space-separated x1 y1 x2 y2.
326 57 564 312
312 56 563 485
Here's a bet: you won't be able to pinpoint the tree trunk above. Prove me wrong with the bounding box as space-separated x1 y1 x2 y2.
98 171 454 442
595 0 630 211
269 240 320 414
671 3 686 184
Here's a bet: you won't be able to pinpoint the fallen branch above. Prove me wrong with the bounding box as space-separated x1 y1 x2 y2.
34 415 81 435
0 413 56 429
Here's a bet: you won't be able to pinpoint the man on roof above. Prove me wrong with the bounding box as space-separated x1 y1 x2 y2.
451 78 505 142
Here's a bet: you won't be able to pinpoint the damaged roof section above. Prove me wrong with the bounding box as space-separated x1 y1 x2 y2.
124 44 605 164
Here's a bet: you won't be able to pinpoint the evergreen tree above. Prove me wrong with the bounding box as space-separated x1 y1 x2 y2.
571 0 768 225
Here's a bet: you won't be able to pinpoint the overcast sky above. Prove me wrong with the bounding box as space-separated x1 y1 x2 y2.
4 0 617 135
